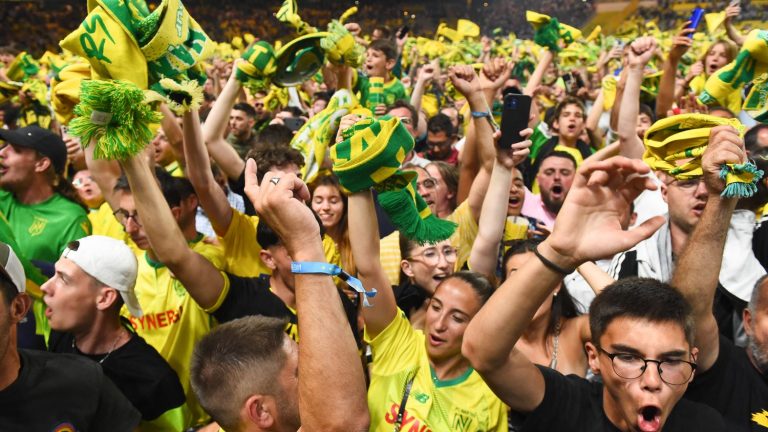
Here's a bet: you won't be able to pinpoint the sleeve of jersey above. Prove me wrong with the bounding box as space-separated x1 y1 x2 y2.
447 201 478 271
365 309 422 376
528 124 551 161
219 210 267 277
379 231 403 286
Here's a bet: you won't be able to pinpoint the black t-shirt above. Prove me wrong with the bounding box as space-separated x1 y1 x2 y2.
753 217 768 271
515 365 726 431
0 349 140 431
214 273 360 345
47 323 186 421
685 336 768 431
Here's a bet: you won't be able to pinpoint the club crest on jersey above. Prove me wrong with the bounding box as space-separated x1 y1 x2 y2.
28 216 48 236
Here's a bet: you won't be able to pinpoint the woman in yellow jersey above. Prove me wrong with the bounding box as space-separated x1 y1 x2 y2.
349 189 507 432
684 40 740 114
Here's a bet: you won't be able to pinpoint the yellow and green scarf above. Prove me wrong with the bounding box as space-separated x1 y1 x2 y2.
643 114 763 198
331 116 457 244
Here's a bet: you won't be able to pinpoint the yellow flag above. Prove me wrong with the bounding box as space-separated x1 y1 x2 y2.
457 19 480 38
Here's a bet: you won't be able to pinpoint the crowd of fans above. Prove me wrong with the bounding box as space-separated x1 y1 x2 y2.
0 0 767 431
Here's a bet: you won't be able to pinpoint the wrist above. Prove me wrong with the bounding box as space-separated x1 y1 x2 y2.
286 236 324 261
537 240 580 273
466 94 487 111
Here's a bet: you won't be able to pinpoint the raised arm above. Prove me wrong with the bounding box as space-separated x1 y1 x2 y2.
523 49 554 97
724 4 746 47
120 154 225 309
409 61 435 116
159 104 185 167
348 189 398 339
182 108 234 236
618 37 657 160
83 138 123 211
246 165 369 431
202 65 246 181
656 26 694 119
449 63 502 221
468 131 532 278
670 125 745 372
457 58 511 205
463 153 665 412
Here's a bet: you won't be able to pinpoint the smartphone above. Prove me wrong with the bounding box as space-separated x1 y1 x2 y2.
397 25 410 39
499 93 532 149
284 117 306 132
562 72 584 94
729 0 740 7
687 7 705 38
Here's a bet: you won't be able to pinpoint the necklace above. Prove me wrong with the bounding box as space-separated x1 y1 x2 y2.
72 329 124 364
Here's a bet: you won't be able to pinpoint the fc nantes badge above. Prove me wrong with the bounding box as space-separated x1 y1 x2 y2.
28 216 48 236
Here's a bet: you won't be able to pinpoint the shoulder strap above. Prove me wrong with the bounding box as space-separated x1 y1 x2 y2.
393 368 419 432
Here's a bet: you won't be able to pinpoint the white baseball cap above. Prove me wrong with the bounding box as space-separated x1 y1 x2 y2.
61 236 143 317
0 242 26 294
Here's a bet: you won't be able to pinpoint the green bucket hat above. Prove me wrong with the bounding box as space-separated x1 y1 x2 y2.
331 116 457 244
273 33 328 87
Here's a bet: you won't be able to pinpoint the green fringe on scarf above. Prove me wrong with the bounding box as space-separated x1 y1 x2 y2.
69 79 161 160
377 180 457 245
719 162 764 198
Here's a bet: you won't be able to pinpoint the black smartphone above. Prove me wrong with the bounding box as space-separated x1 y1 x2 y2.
284 117 306 132
562 72 585 94
499 93 532 149
397 25 410 39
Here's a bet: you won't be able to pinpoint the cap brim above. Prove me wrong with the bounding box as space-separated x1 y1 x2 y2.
119 288 144 318
0 129 36 149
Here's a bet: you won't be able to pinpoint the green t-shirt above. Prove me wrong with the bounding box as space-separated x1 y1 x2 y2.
0 190 91 263
355 72 408 111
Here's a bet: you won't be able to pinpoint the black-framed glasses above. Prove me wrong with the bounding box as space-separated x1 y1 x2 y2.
598 347 696 385
113 208 142 228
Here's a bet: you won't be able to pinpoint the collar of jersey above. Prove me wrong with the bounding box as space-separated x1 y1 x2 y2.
144 233 205 269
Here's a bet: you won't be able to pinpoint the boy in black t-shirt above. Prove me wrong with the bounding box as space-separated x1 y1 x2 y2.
463 109 728 432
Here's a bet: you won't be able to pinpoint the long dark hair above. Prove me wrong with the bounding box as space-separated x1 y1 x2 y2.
502 239 581 337
311 175 354 275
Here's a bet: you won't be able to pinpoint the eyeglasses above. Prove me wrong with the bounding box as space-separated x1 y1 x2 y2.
427 139 452 149
416 177 438 190
113 209 142 228
670 177 704 190
407 246 457 266
598 347 696 385
71 176 94 189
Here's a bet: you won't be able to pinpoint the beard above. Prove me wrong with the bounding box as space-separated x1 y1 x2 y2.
541 191 565 214
748 334 768 374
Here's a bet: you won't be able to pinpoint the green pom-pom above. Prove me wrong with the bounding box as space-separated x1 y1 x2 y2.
377 188 457 245
69 80 161 161
534 18 561 52
149 78 204 115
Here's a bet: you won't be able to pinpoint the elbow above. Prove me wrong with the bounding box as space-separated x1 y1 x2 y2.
462 326 501 374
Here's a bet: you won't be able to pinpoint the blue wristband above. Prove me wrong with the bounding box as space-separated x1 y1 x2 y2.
291 262 377 307
470 110 499 131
